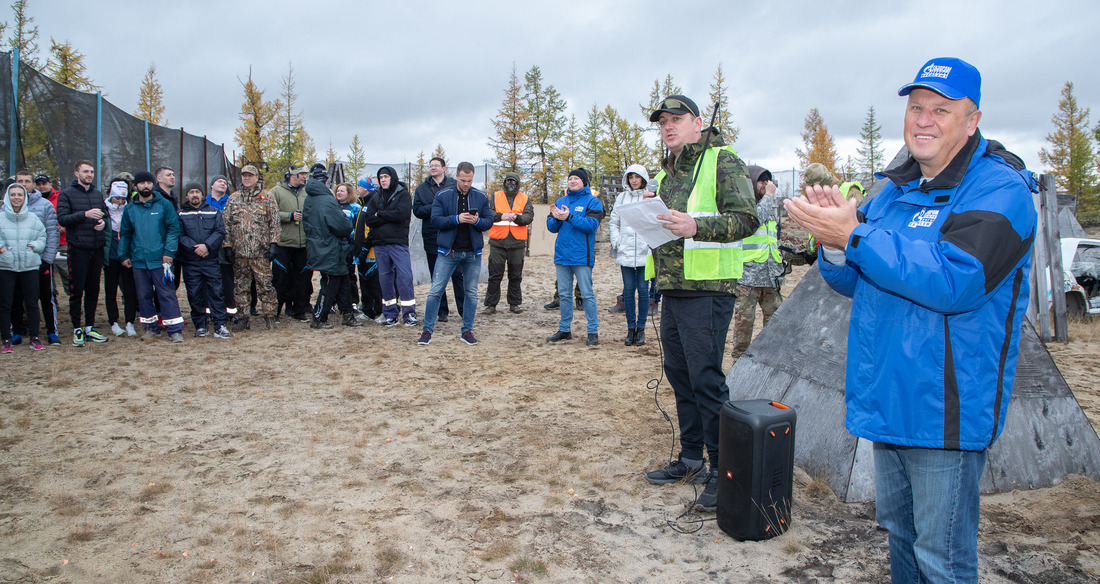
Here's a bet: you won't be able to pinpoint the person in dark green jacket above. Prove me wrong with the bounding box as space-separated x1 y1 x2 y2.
119 171 185 342
303 167 359 329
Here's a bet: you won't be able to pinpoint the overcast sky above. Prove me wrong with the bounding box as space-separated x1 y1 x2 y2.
27 0 1100 186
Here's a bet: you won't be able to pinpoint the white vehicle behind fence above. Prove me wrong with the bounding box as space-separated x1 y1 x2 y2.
1063 238 1100 318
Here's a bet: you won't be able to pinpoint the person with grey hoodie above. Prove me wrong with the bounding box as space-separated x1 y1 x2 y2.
609 164 653 346
0 183 48 353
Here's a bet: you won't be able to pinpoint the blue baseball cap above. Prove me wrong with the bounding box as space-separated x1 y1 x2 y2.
357 177 376 192
898 57 981 109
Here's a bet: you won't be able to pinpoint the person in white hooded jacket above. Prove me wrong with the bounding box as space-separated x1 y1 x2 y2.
609 164 652 346
0 183 47 352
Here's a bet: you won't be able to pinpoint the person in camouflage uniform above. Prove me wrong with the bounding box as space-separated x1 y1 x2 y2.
731 165 785 360
643 95 759 513
223 165 279 330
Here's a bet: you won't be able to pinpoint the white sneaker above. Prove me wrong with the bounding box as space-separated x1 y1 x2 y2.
111 322 125 336
125 323 137 337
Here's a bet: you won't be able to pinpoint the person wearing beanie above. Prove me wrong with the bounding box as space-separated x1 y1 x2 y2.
483 171 534 315
729 165 784 361
413 157 462 323
103 178 138 337
545 167 604 346
642 94 759 515
361 166 417 327
177 182 231 339
786 57 1037 581
205 174 238 321
119 171 185 342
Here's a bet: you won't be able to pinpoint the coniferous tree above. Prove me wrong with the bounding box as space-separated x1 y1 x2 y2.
487 64 528 192
431 143 447 168
707 62 738 144
411 150 427 188
640 74 683 168
233 68 275 171
267 62 315 185
1039 82 1098 223
522 65 567 202
325 140 338 165
550 115 581 202
579 104 604 188
855 105 884 188
45 38 98 91
134 63 166 126
796 107 840 178
7 0 39 68
345 134 367 183
598 105 649 181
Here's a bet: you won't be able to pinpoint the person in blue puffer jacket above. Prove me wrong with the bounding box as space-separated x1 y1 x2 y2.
546 168 604 346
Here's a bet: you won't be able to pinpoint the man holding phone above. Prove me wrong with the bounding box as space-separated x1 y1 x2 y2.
417 162 493 346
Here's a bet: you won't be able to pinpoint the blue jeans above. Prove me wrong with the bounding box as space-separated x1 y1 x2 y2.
556 264 597 334
620 266 648 329
874 442 986 584
423 250 481 334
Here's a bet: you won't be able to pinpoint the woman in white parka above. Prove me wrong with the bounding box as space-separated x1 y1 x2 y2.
0 183 47 353
609 163 652 346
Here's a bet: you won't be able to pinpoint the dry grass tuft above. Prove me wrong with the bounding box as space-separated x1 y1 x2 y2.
68 523 96 541
508 555 549 581
139 482 172 501
482 540 515 562
374 544 406 578
51 494 85 517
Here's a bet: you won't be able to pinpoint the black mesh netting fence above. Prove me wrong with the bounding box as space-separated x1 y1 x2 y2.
2 50 235 203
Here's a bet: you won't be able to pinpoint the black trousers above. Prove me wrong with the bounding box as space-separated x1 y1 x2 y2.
1 269 40 340
11 262 59 337
103 258 137 326
485 244 524 308
357 257 382 319
271 245 312 317
425 250 463 317
660 294 736 464
220 259 236 310
313 272 354 322
67 246 103 328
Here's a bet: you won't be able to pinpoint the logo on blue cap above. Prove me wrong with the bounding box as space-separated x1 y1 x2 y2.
898 57 981 109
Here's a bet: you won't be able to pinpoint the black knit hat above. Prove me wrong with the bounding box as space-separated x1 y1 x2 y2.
184 181 204 194
134 170 156 184
568 168 589 187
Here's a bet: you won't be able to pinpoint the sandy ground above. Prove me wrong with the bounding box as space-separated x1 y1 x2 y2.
1 242 1099 583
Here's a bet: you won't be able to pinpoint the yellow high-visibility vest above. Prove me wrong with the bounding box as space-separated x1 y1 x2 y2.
650 145 744 281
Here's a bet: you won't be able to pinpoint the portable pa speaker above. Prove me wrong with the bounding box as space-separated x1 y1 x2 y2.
716 399 796 541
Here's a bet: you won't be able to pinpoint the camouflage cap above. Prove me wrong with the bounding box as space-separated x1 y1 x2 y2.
289 162 309 175
803 163 839 187
240 165 259 175
113 171 134 183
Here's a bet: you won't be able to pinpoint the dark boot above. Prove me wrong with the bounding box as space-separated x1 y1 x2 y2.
342 313 363 327
625 328 636 346
264 317 276 330
633 328 645 346
608 294 625 313
232 317 250 332
648 298 659 316
543 299 559 310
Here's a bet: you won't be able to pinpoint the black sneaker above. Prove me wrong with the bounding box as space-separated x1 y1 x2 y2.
382 317 400 327
460 330 478 345
543 299 559 310
417 331 431 345
586 333 599 346
195 327 208 337
575 297 584 309
403 314 418 327
694 469 719 512
645 458 708 485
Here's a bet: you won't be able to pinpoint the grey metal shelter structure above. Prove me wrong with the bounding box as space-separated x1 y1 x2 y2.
726 267 1100 502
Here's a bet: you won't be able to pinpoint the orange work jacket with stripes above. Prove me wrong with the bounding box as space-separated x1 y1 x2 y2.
488 191 529 240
